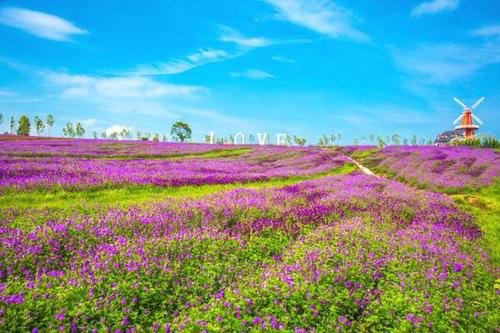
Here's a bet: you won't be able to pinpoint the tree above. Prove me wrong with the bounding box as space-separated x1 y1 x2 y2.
170 121 192 143
101 132 107 139
318 135 330 147
162 134 167 142
369 134 375 143
93 131 98 139
293 135 306 147
411 135 417 145
17 115 31 136
403 138 408 145
391 134 400 145
353 138 359 145
110 132 118 140
75 122 85 137
377 136 385 148
136 131 141 140
10 116 15 134
46 114 54 136
63 122 75 138
34 116 45 136
0 113 3 128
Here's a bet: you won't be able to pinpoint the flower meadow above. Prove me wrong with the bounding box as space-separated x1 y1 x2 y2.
0 146 349 189
0 138 238 157
355 145 500 192
0 138 498 332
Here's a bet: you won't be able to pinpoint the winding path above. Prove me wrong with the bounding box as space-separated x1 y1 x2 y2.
346 156 379 178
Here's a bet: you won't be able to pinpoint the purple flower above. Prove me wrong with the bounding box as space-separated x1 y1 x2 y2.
453 262 463 272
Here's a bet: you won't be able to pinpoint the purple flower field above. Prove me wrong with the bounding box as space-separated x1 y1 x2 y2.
0 137 241 157
0 145 349 189
350 145 500 192
0 138 498 332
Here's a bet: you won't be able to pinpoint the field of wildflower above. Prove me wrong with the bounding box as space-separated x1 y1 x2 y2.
0 137 499 332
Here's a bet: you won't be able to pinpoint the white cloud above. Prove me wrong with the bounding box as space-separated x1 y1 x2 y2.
263 0 369 42
271 56 296 63
391 43 500 84
230 69 275 80
41 71 204 99
219 26 274 48
411 0 459 17
219 26 309 48
0 7 88 41
131 48 236 76
81 118 96 127
128 26 306 76
471 25 500 38
0 89 16 97
105 124 133 138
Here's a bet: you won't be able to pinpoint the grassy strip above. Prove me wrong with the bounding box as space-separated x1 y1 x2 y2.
0 148 252 160
0 164 357 210
451 182 500 266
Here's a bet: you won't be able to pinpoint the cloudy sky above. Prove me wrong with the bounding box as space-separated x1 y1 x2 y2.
0 0 499 143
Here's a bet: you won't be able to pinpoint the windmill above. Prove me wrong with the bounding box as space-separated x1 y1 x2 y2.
452 97 484 138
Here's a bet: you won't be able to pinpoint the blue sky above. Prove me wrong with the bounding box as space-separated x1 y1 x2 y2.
0 0 499 144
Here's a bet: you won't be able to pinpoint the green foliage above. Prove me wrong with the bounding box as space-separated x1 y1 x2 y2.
377 136 385 148
75 122 85 137
411 134 417 145
0 112 3 126
63 122 76 138
17 115 30 135
171 121 192 142
34 116 45 136
46 114 54 136
391 133 400 145
451 136 499 149
9 116 15 134
293 135 307 147
452 182 500 265
481 136 500 148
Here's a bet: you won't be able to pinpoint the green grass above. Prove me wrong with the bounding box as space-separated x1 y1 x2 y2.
451 182 500 266
0 148 252 160
0 164 357 211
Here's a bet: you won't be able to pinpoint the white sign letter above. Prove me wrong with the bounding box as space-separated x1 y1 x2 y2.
207 132 214 144
233 132 245 145
276 133 289 146
256 133 268 145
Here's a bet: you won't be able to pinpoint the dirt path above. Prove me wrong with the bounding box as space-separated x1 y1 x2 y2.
346 156 379 178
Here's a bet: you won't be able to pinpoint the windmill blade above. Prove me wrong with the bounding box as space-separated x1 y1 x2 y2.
453 114 463 124
472 114 484 125
471 97 485 109
453 97 467 108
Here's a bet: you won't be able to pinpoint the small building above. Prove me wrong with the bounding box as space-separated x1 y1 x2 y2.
434 129 465 146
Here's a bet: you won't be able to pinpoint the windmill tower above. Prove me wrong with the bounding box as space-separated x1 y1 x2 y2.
453 97 484 138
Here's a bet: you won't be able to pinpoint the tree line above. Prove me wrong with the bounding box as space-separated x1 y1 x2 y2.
0 115 195 143
0 113 55 136
0 114 438 147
